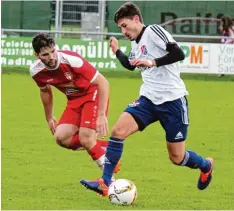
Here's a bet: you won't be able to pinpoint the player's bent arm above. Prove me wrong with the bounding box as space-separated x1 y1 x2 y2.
154 43 185 67
91 73 109 117
40 85 54 121
116 49 136 71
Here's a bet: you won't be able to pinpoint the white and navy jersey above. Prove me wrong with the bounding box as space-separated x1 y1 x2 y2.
129 24 188 105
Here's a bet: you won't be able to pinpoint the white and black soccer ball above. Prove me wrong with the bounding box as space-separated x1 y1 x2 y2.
108 179 137 206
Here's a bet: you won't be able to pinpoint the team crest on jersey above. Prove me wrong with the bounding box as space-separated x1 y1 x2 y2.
64 72 73 80
140 45 148 55
128 100 140 107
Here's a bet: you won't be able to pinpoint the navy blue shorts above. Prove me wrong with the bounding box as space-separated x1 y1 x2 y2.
124 96 189 142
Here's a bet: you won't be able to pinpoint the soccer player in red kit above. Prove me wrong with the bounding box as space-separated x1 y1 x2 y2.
30 33 120 174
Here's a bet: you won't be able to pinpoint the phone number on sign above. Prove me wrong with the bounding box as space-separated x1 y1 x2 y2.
1 48 34 56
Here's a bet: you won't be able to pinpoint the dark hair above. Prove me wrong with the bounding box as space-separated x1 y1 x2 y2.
32 33 55 53
221 16 234 32
114 2 143 24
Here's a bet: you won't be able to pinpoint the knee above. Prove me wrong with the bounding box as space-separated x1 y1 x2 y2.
54 131 69 148
79 131 95 149
111 124 127 139
169 153 184 165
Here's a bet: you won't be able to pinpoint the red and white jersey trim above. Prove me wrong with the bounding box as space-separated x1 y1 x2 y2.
90 71 99 83
30 51 93 82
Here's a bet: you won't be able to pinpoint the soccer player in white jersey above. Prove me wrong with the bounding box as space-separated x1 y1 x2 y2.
80 2 214 196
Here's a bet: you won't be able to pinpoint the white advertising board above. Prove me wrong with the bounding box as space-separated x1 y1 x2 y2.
178 42 234 74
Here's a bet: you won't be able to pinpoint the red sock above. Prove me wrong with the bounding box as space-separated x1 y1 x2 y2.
69 133 83 150
88 143 105 160
97 139 108 148
69 135 108 151
88 143 105 167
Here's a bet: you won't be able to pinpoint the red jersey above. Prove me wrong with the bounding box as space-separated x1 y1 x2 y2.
30 50 98 100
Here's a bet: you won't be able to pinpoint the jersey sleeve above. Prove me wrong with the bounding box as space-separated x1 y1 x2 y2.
32 76 47 88
30 65 47 88
64 54 98 83
149 24 176 50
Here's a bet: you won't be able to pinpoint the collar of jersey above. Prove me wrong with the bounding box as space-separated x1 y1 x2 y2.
135 25 148 44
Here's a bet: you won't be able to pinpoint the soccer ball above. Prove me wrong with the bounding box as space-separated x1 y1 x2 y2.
108 179 137 206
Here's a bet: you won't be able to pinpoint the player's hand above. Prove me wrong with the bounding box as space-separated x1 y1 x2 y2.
47 116 57 135
109 36 119 54
96 115 109 138
130 59 155 67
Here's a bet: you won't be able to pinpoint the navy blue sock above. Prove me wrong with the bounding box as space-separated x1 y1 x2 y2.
180 150 211 173
102 137 124 186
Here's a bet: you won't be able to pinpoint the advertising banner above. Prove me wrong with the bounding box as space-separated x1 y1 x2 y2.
179 42 234 74
1 37 130 71
1 37 234 74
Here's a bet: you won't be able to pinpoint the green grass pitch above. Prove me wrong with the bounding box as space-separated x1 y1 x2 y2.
2 70 234 209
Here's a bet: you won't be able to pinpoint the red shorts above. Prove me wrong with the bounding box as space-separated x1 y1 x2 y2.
58 90 109 130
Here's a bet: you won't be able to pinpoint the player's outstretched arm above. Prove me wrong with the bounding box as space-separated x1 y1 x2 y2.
40 85 57 134
116 50 136 71
91 73 109 138
109 36 135 71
